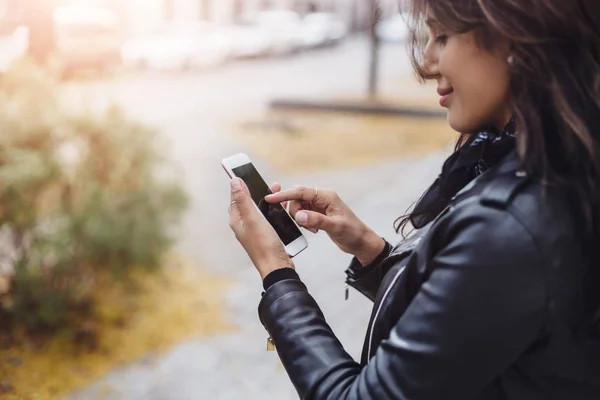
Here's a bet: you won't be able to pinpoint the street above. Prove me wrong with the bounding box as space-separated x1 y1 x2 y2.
65 37 449 399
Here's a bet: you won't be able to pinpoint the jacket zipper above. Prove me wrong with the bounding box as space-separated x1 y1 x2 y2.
365 203 452 360
366 265 406 360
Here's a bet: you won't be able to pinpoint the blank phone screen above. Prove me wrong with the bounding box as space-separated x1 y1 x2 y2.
232 163 302 245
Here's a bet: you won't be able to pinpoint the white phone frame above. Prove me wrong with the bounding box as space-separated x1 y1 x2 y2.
221 153 308 258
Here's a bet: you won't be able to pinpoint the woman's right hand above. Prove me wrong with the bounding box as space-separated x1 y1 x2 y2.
267 184 386 266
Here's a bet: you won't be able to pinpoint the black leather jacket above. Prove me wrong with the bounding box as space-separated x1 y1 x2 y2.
258 151 600 399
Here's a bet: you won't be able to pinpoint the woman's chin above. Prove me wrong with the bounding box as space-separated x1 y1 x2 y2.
447 112 480 134
447 112 466 133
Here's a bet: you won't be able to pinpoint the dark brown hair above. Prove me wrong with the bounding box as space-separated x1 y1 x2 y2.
400 0 600 317
397 0 600 229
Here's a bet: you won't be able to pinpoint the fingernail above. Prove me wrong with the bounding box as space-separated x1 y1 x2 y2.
310 228 318 234
231 178 242 191
296 211 308 224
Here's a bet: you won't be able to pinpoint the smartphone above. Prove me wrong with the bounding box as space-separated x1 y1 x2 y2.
222 153 308 258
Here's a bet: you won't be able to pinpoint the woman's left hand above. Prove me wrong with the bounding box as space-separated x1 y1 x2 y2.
228 177 294 279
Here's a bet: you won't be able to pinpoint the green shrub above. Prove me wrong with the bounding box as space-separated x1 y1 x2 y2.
0 61 188 334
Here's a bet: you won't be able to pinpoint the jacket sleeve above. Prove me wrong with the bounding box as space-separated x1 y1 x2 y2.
258 204 547 400
344 241 393 301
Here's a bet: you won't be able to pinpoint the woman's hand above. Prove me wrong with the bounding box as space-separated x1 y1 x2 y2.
228 178 293 279
266 185 385 266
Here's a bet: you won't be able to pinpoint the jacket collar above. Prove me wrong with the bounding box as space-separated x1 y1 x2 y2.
492 149 523 176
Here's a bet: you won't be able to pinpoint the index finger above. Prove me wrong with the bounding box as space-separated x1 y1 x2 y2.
265 186 319 204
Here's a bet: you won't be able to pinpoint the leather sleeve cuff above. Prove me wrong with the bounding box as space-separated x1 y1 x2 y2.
345 240 393 281
263 268 300 291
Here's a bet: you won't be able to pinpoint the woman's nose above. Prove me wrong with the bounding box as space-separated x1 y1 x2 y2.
420 40 441 79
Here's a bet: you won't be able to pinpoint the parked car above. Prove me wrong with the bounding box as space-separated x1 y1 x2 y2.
121 22 231 71
301 12 348 48
53 6 122 76
220 24 272 59
245 10 304 55
376 13 409 43
0 25 28 74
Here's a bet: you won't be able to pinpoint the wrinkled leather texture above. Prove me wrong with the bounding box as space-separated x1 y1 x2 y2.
258 151 600 399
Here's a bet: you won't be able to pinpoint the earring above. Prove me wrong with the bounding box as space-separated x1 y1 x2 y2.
507 55 515 66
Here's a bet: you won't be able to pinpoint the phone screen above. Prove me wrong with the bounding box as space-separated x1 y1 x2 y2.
232 163 303 245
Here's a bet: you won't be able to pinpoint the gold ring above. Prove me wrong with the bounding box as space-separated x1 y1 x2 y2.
230 200 236 206
312 187 318 203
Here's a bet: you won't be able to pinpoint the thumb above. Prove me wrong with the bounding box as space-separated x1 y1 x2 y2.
295 210 334 232
230 178 252 216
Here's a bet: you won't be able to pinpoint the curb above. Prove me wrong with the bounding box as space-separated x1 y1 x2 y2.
269 98 447 119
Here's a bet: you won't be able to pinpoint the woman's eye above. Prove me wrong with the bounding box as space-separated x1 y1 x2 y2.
435 34 448 45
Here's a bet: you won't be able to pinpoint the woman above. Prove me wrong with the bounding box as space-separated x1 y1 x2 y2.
228 0 600 398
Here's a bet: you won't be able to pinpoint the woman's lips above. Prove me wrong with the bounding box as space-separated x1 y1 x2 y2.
439 93 452 106
438 88 454 107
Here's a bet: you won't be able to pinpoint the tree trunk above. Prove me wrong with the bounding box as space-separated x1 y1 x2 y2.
367 0 381 98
